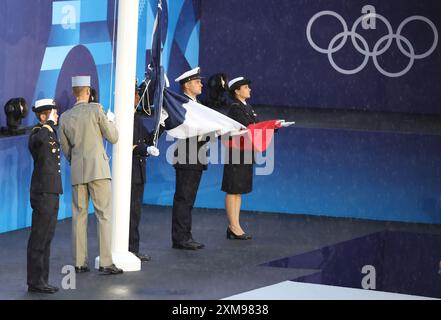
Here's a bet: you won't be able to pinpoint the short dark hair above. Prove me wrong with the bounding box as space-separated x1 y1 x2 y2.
73 86 89 97
229 86 241 100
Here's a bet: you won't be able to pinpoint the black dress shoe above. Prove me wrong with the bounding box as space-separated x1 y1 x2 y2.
99 264 123 275
28 284 58 294
189 239 205 249
75 265 90 273
134 252 151 262
172 240 199 250
46 284 59 292
226 227 252 240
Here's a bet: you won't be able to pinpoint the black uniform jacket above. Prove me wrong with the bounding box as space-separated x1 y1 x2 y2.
228 100 258 127
132 113 154 184
227 100 259 162
173 95 209 171
28 121 63 194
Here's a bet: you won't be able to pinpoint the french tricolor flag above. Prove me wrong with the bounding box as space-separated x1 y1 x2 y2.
149 0 245 141
162 89 246 139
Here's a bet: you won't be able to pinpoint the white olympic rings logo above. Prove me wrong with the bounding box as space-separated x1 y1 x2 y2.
306 10 438 77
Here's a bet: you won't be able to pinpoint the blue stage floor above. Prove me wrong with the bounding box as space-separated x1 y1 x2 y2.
0 205 440 300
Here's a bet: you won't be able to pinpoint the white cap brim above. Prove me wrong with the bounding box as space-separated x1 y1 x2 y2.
175 67 201 83
33 99 56 112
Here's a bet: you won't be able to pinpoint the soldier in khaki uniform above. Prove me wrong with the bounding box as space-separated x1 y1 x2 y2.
59 76 122 275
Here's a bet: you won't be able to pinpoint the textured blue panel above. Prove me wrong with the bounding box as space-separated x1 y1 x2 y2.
32 70 62 105
96 64 113 110
0 135 32 233
47 24 80 47
174 0 196 53
40 46 75 70
84 42 113 65
166 40 191 92
163 0 185 72
79 0 108 23
184 21 199 68
80 21 113 44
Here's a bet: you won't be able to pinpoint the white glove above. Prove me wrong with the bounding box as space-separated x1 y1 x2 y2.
48 109 57 124
281 121 295 127
147 146 160 157
106 110 115 122
277 120 295 128
160 109 169 126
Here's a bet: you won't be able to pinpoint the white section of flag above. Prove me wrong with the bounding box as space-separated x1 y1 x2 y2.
166 99 246 139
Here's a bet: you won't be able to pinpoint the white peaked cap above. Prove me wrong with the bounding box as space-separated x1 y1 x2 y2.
35 99 55 108
228 77 246 89
228 77 251 91
33 99 56 112
72 75 91 87
174 67 201 83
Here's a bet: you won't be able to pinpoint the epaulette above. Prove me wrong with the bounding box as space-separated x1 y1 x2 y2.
42 124 54 133
31 126 41 133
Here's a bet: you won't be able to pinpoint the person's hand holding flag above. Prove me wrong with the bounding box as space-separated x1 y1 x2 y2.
276 120 295 128
147 146 160 157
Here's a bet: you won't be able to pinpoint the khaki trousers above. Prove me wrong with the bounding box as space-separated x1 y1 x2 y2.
72 179 113 267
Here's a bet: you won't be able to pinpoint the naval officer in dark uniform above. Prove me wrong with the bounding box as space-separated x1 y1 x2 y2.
129 86 160 261
171 67 208 250
27 99 62 294
222 77 258 240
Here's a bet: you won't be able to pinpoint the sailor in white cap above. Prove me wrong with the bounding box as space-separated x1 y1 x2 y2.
171 67 207 250
174 67 202 88
27 98 62 294
58 76 122 275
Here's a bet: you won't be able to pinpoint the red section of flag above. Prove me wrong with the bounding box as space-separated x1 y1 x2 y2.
227 120 282 152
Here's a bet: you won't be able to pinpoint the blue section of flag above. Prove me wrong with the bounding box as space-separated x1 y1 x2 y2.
150 0 164 143
163 89 187 129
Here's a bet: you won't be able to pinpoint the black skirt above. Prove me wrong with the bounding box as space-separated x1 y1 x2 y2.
221 163 253 194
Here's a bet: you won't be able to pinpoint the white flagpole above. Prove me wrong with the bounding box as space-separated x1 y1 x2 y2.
95 0 141 271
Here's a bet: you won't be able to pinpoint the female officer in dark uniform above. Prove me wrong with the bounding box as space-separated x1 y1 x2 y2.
27 99 62 294
222 77 257 240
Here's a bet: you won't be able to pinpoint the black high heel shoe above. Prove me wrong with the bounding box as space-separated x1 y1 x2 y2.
226 227 252 240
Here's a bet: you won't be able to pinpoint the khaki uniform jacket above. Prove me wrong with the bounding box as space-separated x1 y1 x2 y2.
59 102 118 186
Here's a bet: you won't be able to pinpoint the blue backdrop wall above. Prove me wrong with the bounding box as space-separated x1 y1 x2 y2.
0 0 201 233
143 126 441 225
199 0 441 114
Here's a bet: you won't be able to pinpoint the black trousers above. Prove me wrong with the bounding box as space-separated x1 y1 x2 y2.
129 183 145 254
172 168 203 243
27 192 59 287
